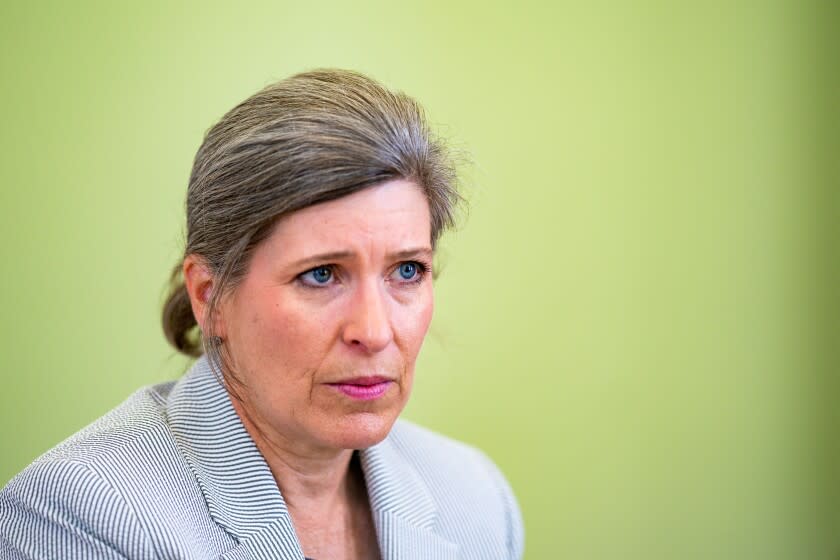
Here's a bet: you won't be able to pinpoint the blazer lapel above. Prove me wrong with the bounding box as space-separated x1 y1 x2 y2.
360 430 460 560
167 357 305 560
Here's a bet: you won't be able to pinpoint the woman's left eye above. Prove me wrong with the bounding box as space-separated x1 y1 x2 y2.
391 261 426 283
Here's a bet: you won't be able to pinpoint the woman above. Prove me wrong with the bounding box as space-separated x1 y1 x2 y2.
0 69 524 559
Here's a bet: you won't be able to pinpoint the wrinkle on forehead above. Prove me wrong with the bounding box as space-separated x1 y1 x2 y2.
260 180 432 267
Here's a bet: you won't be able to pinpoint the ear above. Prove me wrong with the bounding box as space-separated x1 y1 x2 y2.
183 254 225 338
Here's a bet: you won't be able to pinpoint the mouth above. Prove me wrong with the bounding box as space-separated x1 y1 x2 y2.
326 376 394 401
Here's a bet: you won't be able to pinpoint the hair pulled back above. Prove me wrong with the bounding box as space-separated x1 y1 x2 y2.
161 69 460 374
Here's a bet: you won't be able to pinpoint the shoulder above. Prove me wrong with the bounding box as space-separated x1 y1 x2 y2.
387 419 513 492
14 381 179 478
386 420 525 559
387 419 501 483
0 383 178 558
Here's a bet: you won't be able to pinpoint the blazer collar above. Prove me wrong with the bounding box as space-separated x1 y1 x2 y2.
361 434 460 559
166 356 459 560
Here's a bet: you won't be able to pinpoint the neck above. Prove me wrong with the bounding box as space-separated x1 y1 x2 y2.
228 394 359 519
262 439 356 514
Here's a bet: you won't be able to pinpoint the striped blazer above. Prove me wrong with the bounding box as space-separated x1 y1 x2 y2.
0 356 524 559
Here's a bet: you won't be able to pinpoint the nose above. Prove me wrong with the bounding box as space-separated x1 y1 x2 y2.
341 279 394 353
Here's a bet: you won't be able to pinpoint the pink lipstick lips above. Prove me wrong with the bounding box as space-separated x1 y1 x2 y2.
327 376 392 400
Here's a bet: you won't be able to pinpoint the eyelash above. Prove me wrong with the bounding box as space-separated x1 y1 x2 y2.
296 260 430 289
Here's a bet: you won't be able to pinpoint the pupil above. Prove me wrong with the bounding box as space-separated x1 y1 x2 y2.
400 263 416 279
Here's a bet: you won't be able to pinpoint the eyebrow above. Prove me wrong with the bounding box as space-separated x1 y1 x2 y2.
289 247 433 269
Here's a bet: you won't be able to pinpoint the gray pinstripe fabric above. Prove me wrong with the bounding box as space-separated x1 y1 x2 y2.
1 357 524 559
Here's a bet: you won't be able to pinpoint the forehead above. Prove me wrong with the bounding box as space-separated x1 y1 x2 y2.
263 179 432 259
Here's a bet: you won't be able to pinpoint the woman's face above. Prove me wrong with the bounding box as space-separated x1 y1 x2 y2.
217 179 434 454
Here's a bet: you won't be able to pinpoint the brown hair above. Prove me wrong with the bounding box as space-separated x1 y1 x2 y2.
161 69 461 376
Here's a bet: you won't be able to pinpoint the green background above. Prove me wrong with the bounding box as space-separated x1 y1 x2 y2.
1 2 837 558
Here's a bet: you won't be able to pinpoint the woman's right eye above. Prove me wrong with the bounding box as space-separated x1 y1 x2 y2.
298 265 335 287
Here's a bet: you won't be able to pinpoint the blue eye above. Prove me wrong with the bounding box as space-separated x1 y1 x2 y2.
398 262 417 280
300 266 333 286
393 261 428 284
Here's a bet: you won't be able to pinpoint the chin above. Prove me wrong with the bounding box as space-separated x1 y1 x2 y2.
326 411 399 450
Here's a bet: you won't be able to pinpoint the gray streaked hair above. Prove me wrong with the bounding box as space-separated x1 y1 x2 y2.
161 68 461 379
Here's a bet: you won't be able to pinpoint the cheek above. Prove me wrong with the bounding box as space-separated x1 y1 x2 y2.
255 301 330 367
397 290 435 357
231 290 328 381
418 297 434 339
395 297 432 397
